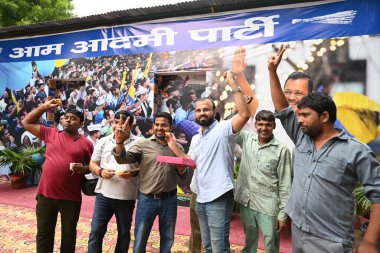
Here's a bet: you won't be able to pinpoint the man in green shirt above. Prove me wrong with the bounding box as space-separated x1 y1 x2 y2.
235 110 292 253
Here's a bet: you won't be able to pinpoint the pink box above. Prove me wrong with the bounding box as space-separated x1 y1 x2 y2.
156 156 196 167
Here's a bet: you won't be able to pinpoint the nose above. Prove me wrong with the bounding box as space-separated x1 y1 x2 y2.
297 115 304 124
288 92 298 101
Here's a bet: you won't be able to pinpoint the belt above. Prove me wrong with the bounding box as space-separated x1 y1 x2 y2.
145 189 177 199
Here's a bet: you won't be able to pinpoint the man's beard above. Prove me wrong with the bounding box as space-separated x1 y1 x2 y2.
196 116 215 127
301 125 322 139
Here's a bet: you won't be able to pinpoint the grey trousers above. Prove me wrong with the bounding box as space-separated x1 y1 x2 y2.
292 223 353 253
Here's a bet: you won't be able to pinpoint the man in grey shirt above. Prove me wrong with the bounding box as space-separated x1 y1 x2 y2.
268 79 380 252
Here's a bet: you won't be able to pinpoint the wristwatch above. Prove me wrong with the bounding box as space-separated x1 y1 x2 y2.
232 86 242 94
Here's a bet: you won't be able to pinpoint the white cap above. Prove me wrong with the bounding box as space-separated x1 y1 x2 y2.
135 87 148 97
87 124 102 132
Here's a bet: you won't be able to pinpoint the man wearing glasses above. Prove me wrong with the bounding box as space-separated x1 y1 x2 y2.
268 44 313 114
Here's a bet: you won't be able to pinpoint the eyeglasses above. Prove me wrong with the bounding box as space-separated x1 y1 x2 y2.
283 90 306 97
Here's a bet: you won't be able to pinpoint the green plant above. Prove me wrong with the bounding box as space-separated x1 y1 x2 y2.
0 146 45 176
353 183 371 219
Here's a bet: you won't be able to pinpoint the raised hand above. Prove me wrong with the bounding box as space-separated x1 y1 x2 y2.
114 116 131 143
268 44 286 72
223 71 238 89
42 99 61 111
232 46 247 75
165 132 177 150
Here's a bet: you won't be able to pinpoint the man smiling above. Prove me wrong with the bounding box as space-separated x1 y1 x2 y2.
235 110 292 253
113 112 190 253
268 44 313 114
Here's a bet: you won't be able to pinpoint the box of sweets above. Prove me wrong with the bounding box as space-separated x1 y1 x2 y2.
156 156 196 167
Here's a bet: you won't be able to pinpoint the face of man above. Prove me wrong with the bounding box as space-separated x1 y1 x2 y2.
113 116 127 131
153 117 172 140
108 110 115 121
297 107 323 138
62 113 82 135
254 120 275 144
283 79 309 111
189 90 197 101
195 100 216 127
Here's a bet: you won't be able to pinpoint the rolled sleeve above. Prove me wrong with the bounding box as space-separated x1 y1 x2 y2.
356 145 380 203
277 147 292 221
275 107 301 144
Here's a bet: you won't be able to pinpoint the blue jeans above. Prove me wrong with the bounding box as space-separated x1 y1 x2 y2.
196 190 234 253
133 191 178 253
88 194 135 253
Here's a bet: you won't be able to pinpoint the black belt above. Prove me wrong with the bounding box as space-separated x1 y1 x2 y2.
145 189 177 199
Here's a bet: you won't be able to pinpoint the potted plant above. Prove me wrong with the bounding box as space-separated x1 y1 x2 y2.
0 146 45 189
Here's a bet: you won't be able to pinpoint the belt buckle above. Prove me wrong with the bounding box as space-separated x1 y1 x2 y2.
153 193 161 199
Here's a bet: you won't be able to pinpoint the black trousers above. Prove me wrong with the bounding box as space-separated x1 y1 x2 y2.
36 194 81 253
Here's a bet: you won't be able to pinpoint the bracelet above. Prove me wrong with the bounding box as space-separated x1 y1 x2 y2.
98 168 104 177
232 86 242 94
116 141 124 144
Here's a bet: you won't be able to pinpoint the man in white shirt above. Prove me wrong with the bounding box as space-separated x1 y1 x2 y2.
87 110 140 253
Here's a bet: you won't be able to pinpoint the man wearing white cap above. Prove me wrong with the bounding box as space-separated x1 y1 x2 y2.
135 87 153 119
87 124 102 147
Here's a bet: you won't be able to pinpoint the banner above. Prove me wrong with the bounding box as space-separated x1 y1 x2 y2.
0 0 379 64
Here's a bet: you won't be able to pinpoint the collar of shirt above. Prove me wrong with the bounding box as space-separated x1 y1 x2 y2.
252 134 279 148
199 120 218 135
336 128 349 141
148 135 168 146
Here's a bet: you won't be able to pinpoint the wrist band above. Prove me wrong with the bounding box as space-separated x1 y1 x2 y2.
98 168 104 177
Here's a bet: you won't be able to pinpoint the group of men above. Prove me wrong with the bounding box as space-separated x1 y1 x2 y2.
22 44 380 253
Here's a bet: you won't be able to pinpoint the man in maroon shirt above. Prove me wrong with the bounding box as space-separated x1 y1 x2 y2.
22 100 93 253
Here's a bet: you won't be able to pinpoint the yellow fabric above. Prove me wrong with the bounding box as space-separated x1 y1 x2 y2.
334 92 380 143
177 185 184 194
10 90 20 113
118 70 127 101
128 62 140 99
143 52 153 78
54 59 67 67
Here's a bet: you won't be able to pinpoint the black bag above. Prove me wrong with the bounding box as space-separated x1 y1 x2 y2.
81 176 98 196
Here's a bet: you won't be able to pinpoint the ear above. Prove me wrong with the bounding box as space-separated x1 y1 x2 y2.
273 122 276 129
320 111 330 123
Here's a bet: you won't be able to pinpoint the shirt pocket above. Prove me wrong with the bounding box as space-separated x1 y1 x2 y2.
294 144 311 166
257 159 277 176
316 156 346 184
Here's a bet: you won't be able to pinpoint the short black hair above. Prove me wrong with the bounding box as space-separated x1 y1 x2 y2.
65 108 84 122
255 110 275 122
285 72 313 94
154 112 173 126
166 98 178 109
114 110 134 126
298 92 336 123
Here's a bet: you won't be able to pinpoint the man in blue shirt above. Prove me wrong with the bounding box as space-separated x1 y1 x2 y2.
169 58 251 252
